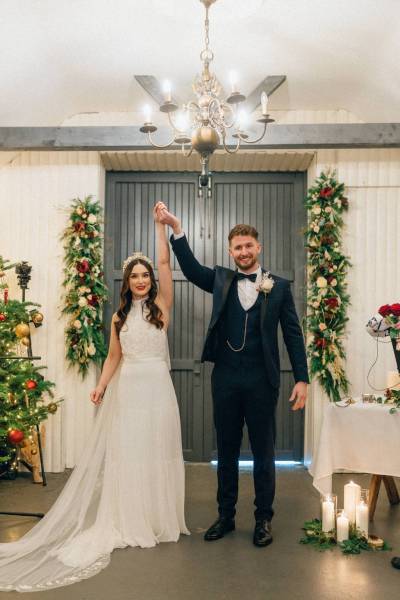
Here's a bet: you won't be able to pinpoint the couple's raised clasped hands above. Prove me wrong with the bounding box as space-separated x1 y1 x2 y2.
153 201 181 235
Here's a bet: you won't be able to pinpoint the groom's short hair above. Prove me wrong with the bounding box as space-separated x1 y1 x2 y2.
228 224 259 243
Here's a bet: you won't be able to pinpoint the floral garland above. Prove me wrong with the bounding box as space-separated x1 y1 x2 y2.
62 196 107 377
304 171 351 402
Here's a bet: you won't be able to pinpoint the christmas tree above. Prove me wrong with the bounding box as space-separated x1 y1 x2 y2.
0 257 59 479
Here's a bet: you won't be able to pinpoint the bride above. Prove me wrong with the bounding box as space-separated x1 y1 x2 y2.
0 202 189 592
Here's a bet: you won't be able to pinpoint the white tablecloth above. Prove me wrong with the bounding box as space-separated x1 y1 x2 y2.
310 400 400 494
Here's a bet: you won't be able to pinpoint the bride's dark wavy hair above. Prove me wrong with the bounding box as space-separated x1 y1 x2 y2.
115 258 163 337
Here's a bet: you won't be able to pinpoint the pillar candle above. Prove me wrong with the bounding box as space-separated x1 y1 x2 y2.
356 501 369 538
322 498 335 532
336 512 349 542
344 481 361 524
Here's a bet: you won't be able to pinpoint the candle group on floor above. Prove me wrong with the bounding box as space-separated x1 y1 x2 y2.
321 481 369 540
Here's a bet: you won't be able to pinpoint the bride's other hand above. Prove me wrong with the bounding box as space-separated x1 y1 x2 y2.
90 385 105 405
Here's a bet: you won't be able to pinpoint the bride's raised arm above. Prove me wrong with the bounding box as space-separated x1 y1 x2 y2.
154 201 173 312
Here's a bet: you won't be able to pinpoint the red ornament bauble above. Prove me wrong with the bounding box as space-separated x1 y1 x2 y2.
25 379 37 390
7 429 24 445
0 313 6 321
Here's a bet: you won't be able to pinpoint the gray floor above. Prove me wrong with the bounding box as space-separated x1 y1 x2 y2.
0 464 399 600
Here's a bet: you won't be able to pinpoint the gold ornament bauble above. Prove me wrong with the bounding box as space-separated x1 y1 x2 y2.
47 402 58 414
31 447 38 455
21 336 31 346
32 312 44 324
15 323 30 338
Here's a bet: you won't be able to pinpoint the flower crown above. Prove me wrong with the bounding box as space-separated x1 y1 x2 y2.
122 252 153 272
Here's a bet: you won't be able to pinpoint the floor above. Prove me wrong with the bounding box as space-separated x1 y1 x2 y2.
0 464 399 600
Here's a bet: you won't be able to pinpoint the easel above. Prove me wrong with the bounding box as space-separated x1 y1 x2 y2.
0 262 46 519
368 475 400 522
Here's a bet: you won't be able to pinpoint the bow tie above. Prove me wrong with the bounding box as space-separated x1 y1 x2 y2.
236 272 257 282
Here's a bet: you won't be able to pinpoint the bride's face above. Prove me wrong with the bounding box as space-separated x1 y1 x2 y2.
129 264 152 299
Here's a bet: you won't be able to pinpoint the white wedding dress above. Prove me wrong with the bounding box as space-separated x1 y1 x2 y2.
0 299 189 592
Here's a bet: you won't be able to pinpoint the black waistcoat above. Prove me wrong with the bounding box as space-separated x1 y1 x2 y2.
215 280 265 368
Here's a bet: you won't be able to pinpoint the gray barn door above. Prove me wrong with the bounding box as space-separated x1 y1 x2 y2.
105 171 306 462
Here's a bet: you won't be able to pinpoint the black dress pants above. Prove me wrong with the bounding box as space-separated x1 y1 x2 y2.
211 362 279 521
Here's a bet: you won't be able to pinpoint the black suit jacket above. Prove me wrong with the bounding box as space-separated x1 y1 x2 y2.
170 234 309 389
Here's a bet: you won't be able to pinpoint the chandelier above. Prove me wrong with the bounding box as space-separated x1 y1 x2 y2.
140 0 274 183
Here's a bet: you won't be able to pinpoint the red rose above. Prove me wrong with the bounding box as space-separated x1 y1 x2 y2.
320 187 333 198
315 338 327 348
76 260 90 274
73 222 85 232
87 294 99 306
378 304 392 317
390 303 400 316
324 297 339 309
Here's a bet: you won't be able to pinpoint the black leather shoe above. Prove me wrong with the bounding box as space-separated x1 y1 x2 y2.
253 520 273 547
391 557 400 570
204 517 235 541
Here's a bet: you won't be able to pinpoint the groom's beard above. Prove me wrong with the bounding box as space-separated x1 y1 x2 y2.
233 256 258 271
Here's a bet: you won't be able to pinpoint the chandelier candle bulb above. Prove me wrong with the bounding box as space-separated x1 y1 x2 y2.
261 91 268 115
321 495 336 533
143 104 152 124
163 80 172 103
356 501 369 538
229 70 238 93
343 481 361 524
336 512 349 542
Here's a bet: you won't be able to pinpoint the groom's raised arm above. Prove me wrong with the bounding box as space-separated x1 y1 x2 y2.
170 233 215 294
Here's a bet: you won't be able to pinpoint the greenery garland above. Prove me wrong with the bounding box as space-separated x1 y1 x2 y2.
304 171 351 402
62 196 108 377
300 519 391 555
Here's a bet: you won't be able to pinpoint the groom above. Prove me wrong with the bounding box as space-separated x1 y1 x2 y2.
156 202 309 547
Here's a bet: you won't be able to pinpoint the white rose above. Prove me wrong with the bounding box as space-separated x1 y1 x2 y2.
312 301 320 308
324 251 331 260
73 320 82 329
87 343 96 356
328 268 334 273
88 214 97 224
319 323 327 331
76 207 83 215
331 278 337 287
313 225 320 233
316 276 327 288
78 297 88 307
82 212 88 219
78 286 86 293
93 231 99 237
325 206 332 213
312 206 321 215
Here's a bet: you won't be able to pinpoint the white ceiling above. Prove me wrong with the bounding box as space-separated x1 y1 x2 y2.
1 0 399 127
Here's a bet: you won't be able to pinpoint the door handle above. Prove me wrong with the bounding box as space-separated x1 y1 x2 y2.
193 360 201 387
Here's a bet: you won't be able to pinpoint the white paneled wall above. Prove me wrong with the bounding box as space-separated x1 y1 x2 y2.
304 149 400 465
0 151 105 471
1 141 399 471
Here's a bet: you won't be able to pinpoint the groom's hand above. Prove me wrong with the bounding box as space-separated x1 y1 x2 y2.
156 202 182 235
289 382 308 411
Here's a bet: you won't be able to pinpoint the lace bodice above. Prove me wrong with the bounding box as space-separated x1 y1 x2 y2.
119 300 170 365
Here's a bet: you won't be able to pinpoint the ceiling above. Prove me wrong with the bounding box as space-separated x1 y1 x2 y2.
0 0 398 127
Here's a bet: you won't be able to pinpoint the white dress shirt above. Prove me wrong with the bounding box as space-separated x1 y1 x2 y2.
237 266 262 311
173 231 262 311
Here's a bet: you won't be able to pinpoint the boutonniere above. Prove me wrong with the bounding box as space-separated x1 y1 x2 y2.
257 271 275 297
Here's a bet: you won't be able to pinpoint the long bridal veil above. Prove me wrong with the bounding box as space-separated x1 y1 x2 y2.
0 367 123 592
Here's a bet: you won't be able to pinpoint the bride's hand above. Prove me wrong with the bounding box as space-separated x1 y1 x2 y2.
90 385 105 405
